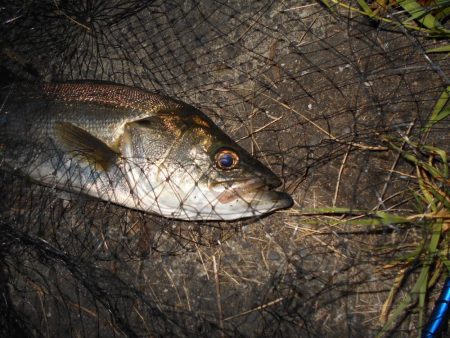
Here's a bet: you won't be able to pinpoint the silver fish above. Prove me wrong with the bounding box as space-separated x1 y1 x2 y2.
0 81 293 220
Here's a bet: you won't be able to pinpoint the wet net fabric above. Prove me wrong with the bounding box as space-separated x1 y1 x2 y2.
1 1 449 337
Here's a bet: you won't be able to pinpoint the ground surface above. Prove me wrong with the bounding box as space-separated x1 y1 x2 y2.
1 1 449 337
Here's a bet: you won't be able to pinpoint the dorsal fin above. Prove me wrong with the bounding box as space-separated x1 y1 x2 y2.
41 81 185 115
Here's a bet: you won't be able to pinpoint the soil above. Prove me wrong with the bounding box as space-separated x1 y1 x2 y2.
0 1 449 337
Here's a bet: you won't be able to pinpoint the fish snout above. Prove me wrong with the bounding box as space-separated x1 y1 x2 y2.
270 191 294 209
253 173 293 210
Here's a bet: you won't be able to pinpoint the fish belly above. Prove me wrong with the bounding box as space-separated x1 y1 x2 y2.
1 141 133 208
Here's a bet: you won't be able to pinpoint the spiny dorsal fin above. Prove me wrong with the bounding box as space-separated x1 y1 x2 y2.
41 82 184 116
54 122 118 171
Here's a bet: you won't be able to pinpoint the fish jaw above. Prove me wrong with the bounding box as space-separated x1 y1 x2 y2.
133 187 293 221
171 188 293 221
206 180 294 220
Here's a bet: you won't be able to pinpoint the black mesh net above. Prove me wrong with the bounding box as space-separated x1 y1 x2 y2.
1 0 449 337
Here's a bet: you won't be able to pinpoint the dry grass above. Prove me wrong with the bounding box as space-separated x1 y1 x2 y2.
1 0 450 337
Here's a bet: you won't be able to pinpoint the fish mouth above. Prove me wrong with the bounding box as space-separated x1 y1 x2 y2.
215 177 293 210
265 190 294 209
211 174 281 192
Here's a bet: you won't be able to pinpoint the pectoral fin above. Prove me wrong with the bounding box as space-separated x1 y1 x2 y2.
53 122 118 171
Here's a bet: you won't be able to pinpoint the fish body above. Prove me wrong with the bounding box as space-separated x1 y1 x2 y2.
0 81 293 221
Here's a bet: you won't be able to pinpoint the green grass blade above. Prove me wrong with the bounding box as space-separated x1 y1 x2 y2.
296 207 366 214
377 218 443 337
418 270 427 337
428 108 450 128
438 250 450 273
319 0 336 11
428 263 443 289
356 0 376 17
426 44 450 53
339 217 411 226
412 189 428 213
386 243 424 266
418 221 443 332
398 0 447 31
377 265 430 337
434 0 450 22
375 211 411 224
423 86 450 132
428 187 450 209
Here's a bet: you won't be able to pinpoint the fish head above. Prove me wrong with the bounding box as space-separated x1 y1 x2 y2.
121 107 293 220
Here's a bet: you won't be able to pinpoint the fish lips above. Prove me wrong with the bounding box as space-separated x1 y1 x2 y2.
260 190 294 210
216 177 293 211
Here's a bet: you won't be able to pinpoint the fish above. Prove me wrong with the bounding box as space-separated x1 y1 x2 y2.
0 81 293 221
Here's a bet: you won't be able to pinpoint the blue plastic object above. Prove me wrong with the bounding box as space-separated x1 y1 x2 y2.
422 278 450 338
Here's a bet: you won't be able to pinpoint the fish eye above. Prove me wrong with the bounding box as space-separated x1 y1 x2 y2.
214 149 239 170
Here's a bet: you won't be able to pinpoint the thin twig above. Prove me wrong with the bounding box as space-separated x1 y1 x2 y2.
220 269 240 286
236 115 284 142
64 300 123 336
213 255 225 337
375 120 416 210
261 250 270 271
333 145 351 207
163 267 182 305
379 267 408 324
191 234 210 280
311 234 349 258
183 284 192 311
280 3 319 12
133 305 152 336
224 297 285 321
53 0 91 32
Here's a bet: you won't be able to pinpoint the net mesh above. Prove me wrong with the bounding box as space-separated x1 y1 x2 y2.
1 0 449 337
